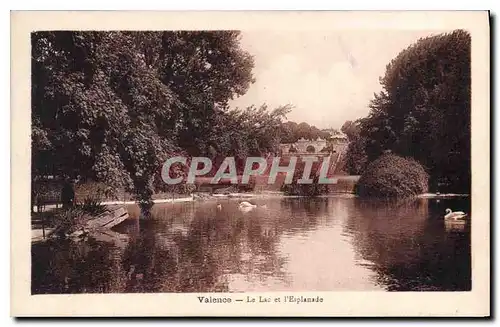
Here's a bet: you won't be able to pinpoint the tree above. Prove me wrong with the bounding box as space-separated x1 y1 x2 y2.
31 31 256 215
340 119 368 175
278 120 330 143
360 30 471 192
344 137 367 175
279 121 298 143
152 31 255 156
341 120 360 141
205 104 292 173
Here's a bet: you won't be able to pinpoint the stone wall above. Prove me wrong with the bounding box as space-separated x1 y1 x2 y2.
280 137 348 155
281 137 329 154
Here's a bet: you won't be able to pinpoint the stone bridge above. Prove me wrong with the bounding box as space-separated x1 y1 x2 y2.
280 137 328 154
279 137 348 155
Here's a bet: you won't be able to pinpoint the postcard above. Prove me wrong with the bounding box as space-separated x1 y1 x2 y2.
11 10 490 317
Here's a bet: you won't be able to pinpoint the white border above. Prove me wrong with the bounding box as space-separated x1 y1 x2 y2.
7 7 493 322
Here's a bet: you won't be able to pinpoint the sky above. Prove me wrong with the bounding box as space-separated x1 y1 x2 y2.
229 30 449 129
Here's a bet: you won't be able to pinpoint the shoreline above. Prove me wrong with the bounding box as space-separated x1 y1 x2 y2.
32 191 470 242
418 193 470 198
33 191 470 212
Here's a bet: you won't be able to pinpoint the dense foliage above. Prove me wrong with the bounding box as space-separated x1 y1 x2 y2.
349 30 470 193
207 104 292 173
281 164 329 196
341 120 368 175
279 121 331 143
355 154 429 198
32 31 290 215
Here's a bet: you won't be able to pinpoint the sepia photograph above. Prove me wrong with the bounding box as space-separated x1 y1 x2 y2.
11 11 490 317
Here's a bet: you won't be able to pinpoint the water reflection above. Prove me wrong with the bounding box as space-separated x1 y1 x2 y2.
32 196 471 293
345 198 471 291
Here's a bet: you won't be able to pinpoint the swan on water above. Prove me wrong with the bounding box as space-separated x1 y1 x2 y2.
216 203 222 210
238 201 256 212
239 201 257 208
444 208 468 220
238 201 268 212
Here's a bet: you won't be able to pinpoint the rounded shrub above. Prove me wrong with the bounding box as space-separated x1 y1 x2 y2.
355 154 429 198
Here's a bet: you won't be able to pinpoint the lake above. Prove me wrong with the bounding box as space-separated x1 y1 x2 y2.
31 196 471 293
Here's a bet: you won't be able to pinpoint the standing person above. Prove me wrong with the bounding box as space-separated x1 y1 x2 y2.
61 178 75 208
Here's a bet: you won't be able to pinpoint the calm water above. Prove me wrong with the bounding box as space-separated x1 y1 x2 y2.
32 196 471 293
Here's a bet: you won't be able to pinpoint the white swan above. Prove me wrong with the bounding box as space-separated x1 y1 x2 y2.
238 201 268 213
216 204 222 210
444 208 467 220
239 201 257 209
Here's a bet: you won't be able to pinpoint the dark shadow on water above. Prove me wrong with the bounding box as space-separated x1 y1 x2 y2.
344 197 471 291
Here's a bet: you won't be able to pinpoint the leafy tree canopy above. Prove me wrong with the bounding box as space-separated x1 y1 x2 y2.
31 31 289 212
279 121 330 143
358 29 470 192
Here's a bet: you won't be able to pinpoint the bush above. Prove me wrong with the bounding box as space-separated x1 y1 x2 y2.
75 183 108 216
344 136 368 175
51 199 110 238
355 154 428 198
282 182 328 197
281 165 329 197
51 207 89 238
78 196 107 216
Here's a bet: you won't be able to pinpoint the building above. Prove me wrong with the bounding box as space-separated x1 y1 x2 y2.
325 130 349 154
280 137 329 155
280 131 349 155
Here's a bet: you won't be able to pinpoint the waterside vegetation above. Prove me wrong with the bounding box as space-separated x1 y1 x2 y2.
343 30 470 198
